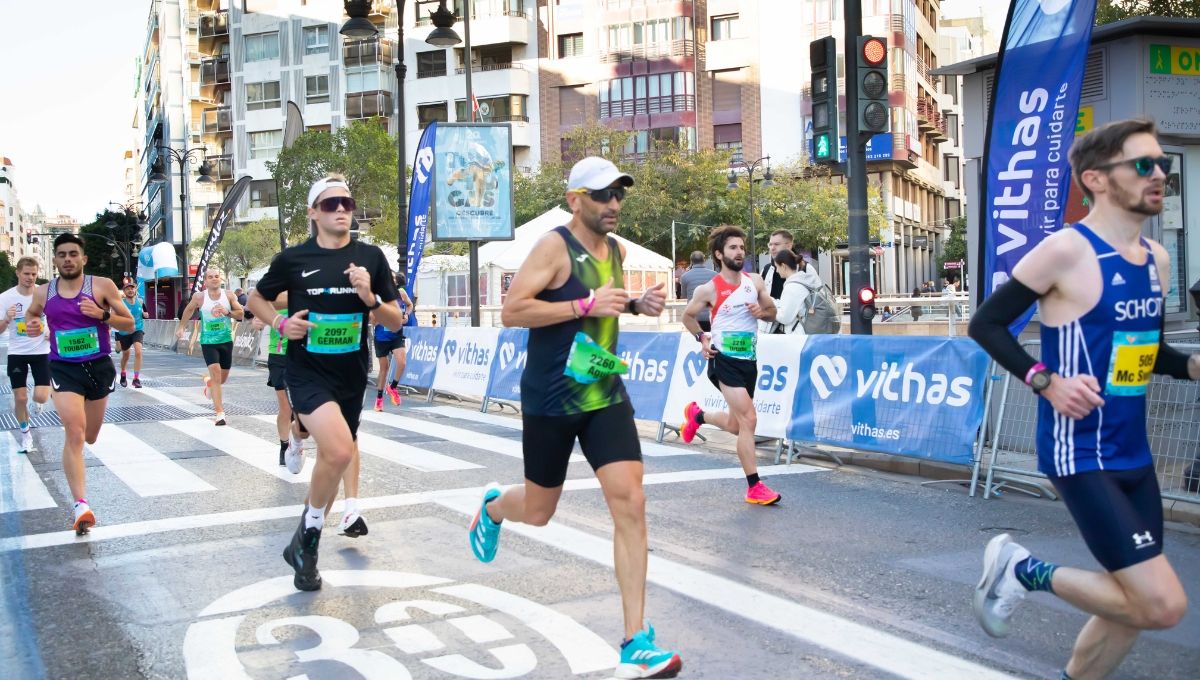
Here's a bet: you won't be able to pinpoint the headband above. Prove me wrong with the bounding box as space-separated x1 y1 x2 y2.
307 179 350 208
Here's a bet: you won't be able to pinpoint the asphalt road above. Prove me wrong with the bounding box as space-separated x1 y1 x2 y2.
1 345 1197 679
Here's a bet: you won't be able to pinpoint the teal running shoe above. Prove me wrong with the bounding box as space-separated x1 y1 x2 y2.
615 623 682 679
469 483 503 563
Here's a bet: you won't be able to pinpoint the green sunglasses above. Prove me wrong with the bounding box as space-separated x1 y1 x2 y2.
1095 155 1173 177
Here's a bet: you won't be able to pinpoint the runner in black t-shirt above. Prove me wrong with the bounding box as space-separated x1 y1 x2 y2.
247 175 402 591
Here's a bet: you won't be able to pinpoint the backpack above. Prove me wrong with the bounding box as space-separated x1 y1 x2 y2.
796 281 841 335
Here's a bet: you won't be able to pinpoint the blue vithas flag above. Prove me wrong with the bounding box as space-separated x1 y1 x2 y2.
405 122 437 326
979 0 1096 332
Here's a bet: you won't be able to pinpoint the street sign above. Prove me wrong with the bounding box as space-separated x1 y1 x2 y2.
944 260 964 269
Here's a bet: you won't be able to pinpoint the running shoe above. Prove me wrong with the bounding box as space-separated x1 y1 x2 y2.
615 623 682 679
282 514 322 591
284 436 305 475
680 402 702 444
132 377 142 389
214 413 227 427
19 431 32 453
469 483 503 563
373 396 384 412
73 502 96 536
386 385 401 406
973 533 1030 638
119 373 127 388
745 481 782 506
339 510 368 538
31 402 43 416
202 374 211 400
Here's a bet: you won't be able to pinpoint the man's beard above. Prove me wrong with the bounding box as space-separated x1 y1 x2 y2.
58 268 82 280
720 255 742 271
1113 182 1163 216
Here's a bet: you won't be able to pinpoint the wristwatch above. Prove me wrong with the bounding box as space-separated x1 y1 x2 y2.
101 309 111 322
367 294 383 310
1028 368 1054 394
626 298 641 315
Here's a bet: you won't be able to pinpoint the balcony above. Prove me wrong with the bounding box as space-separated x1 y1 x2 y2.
600 95 695 118
198 11 228 41
200 56 230 88
346 91 394 120
916 100 948 141
343 37 395 67
202 106 232 135
208 154 234 181
600 40 698 63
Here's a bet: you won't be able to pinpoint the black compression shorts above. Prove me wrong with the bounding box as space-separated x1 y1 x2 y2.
707 353 758 398
116 331 144 352
521 399 642 488
7 354 50 390
201 341 233 370
1050 466 1164 572
286 372 366 440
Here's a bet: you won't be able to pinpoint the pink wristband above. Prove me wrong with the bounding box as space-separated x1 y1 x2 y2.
579 291 596 317
1024 362 1047 385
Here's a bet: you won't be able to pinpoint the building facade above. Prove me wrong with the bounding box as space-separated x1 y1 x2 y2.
0 156 28 264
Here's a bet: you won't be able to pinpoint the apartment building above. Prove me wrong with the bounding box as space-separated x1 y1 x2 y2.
0 157 30 264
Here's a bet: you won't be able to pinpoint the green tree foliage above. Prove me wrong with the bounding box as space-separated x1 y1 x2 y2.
193 217 280 279
269 121 399 245
936 216 968 275
79 210 140 285
1096 0 1200 23
0 252 15 289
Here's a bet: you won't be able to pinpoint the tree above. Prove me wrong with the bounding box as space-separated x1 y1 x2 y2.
0 252 15 290
936 216 968 276
193 217 280 280
79 209 140 285
1096 0 1200 24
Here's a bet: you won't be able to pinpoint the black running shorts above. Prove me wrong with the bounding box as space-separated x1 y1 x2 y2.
522 399 642 488
373 334 406 358
267 354 287 390
116 331 144 352
201 341 234 369
286 371 366 440
707 353 758 398
50 357 117 401
1050 466 1164 572
8 354 50 390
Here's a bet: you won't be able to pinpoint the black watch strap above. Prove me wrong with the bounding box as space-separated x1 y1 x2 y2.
1030 369 1053 394
626 298 640 315
101 309 111 322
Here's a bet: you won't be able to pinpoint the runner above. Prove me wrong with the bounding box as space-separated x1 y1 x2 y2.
252 292 306 469
468 157 681 679
246 174 401 591
968 119 1190 679
371 272 412 411
0 256 51 453
175 268 244 425
24 234 134 533
678 225 782 505
115 279 148 388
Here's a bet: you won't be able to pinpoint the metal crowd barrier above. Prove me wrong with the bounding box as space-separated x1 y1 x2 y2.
983 340 1200 506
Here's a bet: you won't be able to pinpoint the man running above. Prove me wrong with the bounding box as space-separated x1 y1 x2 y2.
678 225 781 505
252 292 306 469
24 234 134 533
0 256 51 453
968 118 1189 679
371 273 412 411
116 279 148 388
468 157 681 679
175 268 244 425
247 174 401 591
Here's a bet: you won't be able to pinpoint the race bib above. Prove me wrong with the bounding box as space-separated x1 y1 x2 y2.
1106 330 1159 396
56 327 100 359
716 331 756 360
307 312 362 354
204 319 227 333
563 331 628 384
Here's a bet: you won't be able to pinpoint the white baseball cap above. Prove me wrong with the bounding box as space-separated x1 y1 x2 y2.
567 157 634 191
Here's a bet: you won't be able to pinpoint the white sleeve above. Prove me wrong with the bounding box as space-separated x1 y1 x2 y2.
776 284 801 330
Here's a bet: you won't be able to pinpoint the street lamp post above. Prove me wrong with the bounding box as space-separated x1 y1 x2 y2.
726 154 773 272
106 201 148 279
150 146 213 297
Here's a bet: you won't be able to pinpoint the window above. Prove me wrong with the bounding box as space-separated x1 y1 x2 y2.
602 17 692 56
249 180 278 208
305 75 329 104
346 66 384 92
248 130 283 160
417 50 447 78
711 14 739 41
245 81 281 110
303 25 330 54
446 274 467 307
307 124 331 133
455 95 527 122
418 102 448 128
244 32 280 62
714 124 742 154
599 72 694 117
558 33 583 58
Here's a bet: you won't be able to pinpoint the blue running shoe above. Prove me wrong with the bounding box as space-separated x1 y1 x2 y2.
615 623 682 679
469 483 503 563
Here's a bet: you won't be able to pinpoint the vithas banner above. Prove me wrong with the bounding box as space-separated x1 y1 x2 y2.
979 0 1096 331
192 175 252 295
405 122 437 307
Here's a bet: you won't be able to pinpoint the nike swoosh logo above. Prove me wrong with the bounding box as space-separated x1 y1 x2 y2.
302 269 320 277
51 379 60 390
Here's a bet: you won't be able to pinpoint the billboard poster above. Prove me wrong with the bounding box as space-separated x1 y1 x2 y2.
432 123 514 242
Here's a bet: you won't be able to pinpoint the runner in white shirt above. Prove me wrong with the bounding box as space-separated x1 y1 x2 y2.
0 256 51 453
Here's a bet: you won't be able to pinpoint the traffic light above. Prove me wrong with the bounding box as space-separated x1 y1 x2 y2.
855 36 889 138
809 36 838 166
858 285 877 322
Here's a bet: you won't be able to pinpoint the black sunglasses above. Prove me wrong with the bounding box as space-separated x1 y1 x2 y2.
315 196 357 212
573 186 627 203
1095 155 1173 178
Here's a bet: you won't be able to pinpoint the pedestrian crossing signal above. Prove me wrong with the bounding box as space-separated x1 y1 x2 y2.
814 134 832 161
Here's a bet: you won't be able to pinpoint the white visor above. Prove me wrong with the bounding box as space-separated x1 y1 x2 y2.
307 179 350 208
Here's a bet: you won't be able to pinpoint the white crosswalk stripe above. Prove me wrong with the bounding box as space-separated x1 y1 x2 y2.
88 425 216 496
362 410 585 463
133 385 209 414
250 415 482 472
0 432 56 513
164 418 312 484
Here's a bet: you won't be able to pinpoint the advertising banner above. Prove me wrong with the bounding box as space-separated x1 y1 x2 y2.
406 122 437 305
192 175 252 296
432 123 514 241
432 327 501 398
788 336 989 465
485 327 529 402
661 334 806 439
615 331 681 422
400 327 444 390
979 0 1096 331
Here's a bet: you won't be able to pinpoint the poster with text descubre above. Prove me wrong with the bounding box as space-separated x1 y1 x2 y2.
433 124 514 242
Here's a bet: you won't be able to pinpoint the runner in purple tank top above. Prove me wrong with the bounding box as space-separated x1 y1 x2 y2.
25 234 134 534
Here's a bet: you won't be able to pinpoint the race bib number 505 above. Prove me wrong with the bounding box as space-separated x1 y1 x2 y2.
1106 330 1159 396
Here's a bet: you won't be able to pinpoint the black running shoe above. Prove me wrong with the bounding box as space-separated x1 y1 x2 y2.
132 377 142 389
340 513 368 538
119 374 127 388
282 515 322 591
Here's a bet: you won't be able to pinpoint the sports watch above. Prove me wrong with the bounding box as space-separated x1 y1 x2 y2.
1028 368 1054 394
367 294 383 310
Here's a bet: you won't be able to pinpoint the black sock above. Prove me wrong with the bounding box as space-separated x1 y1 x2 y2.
695 411 705 425
280 440 288 451
390 380 399 389
747 473 760 488
376 389 384 398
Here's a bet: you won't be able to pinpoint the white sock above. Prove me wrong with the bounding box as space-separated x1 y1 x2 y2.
344 497 359 515
305 504 324 530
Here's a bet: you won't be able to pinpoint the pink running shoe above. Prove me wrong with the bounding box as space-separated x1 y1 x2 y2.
745 481 782 506
373 396 384 412
386 385 402 406
680 402 702 444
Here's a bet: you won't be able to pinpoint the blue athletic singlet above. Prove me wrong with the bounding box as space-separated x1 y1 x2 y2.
1035 224 1162 477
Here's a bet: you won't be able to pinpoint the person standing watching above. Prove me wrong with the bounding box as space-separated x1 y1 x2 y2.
758 229 794 333
679 250 715 332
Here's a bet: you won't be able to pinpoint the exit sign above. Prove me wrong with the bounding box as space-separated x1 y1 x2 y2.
1150 44 1200 76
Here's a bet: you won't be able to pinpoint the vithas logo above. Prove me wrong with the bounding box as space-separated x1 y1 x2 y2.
808 355 974 407
410 340 439 363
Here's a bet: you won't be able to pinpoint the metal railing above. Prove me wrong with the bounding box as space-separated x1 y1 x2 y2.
454 61 524 74
200 57 230 87
345 91 394 119
600 94 695 118
201 106 232 134
343 37 395 67
198 10 228 39
600 40 696 63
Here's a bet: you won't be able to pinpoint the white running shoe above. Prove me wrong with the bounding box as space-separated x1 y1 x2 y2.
973 533 1030 638
339 510 368 537
31 402 44 416
284 435 305 475
73 501 96 535
19 431 33 453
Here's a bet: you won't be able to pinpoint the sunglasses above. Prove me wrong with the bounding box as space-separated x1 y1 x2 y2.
570 186 627 203
1095 155 1173 178
315 196 357 212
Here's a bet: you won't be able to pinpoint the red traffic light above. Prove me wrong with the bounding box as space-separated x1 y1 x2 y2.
861 37 886 66
858 286 876 305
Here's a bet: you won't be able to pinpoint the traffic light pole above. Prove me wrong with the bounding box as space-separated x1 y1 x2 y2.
844 0 872 335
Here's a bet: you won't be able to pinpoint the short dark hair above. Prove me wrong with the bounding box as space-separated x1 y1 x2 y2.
772 249 798 270
53 233 85 252
688 250 705 265
708 225 746 269
1069 118 1158 202
769 229 793 242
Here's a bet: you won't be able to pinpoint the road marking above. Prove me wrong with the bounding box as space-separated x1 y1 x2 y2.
0 432 56 513
0 464 823 553
252 415 482 472
361 410 584 463
134 385 209 414
424 405 695 458
88 425 216 497
435 493 1012 680
164 418 310 484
